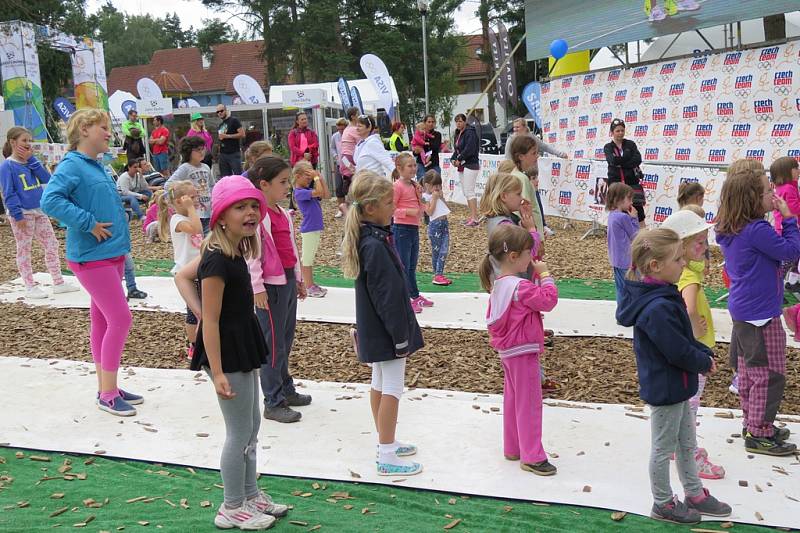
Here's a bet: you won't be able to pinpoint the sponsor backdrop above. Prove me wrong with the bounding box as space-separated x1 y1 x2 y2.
540 42 800 167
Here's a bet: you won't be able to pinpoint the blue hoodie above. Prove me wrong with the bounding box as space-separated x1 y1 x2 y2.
616 279 713 406
40 151 130 263
0 157 51 221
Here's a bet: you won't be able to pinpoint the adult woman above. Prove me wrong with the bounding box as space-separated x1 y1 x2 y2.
509 136 544 237
185 112 213 167
354 115 395 178
338 107 361 193
288 111 320 168
452 114 480 227
603 118 645 226
388 122 409 152
504 118 567 160
414 114 442 179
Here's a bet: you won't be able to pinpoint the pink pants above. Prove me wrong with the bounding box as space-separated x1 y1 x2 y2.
67 257 132 372
8 212 64 288
502 353 546 463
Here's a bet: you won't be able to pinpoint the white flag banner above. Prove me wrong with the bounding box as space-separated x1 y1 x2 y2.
233 74 266 104
359 54 395 119
136 78 163 100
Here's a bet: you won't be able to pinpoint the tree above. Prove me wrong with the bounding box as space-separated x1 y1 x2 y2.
196 18 241 57
163 12 196 48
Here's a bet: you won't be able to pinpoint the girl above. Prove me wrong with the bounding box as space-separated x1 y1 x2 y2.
661 208 725 480
677 181 705 209
422 170 451 286
341 170 424 476
508 135 544 237
293 160 330 298
41 109 139 416
392 152 432 313
604 118 645 226
247 156 310 424
175 175 287 531
481 224 558 476
166 136 215 234
771 157 800 295
605 182 639 308
616 229 730 524
480 173 540 255
143 189 166 243
243 141 273 177
0 126 78 299
354 115 395 178
716 161 798 456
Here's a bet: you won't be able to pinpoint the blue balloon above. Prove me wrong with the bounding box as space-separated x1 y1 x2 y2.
550 39 569 60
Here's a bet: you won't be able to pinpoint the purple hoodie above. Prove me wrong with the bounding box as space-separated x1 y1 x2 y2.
716 217 800 321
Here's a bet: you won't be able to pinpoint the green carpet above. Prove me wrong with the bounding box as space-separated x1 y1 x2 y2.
66 260 750 309
0 448 772 532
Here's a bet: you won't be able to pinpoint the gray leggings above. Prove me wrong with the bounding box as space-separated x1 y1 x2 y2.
649 401 704 505
208 369 261 507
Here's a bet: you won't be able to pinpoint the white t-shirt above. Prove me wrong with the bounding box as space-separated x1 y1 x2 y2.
169 214 202 274
422 192 451 221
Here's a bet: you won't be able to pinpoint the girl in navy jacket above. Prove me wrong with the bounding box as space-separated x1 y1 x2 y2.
341 170 424 478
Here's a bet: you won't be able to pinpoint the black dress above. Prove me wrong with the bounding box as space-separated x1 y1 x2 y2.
190 249 267 373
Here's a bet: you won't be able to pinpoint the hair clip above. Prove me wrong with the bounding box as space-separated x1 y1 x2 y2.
642 239 651 250
502 241 508 253
351 200 360 207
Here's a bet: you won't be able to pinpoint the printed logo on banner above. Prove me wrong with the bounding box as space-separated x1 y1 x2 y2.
634 125 648 138
543 121 551 133
653 206 673 223
559 191 572 205
586 127 597 139
660 62 677 76
578 115 589 127
758 46 779 66
695 124 713 146
542 83 550 95
690 57 708 71
566 130 576 141
561 77 573 89
774 71 793 95
723 51 742 71
559 118 568 129
625 110 638 123
568 96 579 108
551 162 561 177
550 99 560 111
608 70 621 82
669 83 685 103
644 147 659 160
574 149 585 158
594 147 605 159
614 89 627 102
548 133 557 144
753 98 774 120
663 123 679 138
716 102 734 119
652 107 667 121
789 149 800 162
731 123 751 138
641 173 659 191
590 92 603 105
680 176 700 184
771 123 793 146
699 78 717 99
746 148 765 162
575 164 591 189
632 66 648 80
640 86 654 99
683 105 698 119
735 74 753 97
708 148 726 163
583 73 596 87
601 112 613 124
676 147 692 161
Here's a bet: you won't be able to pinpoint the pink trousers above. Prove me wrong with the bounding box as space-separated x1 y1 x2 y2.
8 212 64 288
67 257 131 372
502 353 546 463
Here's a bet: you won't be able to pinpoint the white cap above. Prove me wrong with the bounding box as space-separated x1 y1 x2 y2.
660 210 711 239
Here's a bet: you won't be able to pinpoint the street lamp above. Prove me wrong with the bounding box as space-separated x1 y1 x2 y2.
417 0 430 115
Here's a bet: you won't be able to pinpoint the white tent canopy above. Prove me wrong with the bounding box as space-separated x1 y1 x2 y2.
268 78 399 111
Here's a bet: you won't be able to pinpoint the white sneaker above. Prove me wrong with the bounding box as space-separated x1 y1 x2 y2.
649 4 666 21
544 226 555 237
334 210 343 219
52 282 80 294
214 501 275 530
26 286 48 299
250 490 289 517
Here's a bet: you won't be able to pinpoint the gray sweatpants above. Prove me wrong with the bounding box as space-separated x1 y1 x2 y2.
649 401 704 505
208 369 261 507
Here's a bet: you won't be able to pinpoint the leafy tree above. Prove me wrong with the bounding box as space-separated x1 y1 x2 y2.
163 12 196 48
196 18 241 57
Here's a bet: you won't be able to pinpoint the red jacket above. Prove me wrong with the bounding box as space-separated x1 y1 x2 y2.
288 127 319 166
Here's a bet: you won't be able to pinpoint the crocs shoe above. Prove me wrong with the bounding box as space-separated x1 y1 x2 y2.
377 461 423 476
651 497 700 524
97 395 137 417
250 490 289 518
306 284 327 298
695 453 725 480
686 489 731 517
97 389 143 406
214 501 275 530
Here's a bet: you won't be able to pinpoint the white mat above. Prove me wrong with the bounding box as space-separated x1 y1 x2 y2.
1 274 797 347
1 357 798 528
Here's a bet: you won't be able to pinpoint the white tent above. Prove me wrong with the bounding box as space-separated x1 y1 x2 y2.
267 78 399 112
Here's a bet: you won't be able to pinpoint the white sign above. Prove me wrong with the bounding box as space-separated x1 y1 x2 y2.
136 98 172 118
282 89 326 108
233 74 267 104
136 78 163 100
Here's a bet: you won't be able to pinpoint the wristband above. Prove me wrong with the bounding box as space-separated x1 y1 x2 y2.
539 271 551 278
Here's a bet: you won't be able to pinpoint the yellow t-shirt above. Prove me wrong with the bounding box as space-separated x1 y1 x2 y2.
677 262 715 348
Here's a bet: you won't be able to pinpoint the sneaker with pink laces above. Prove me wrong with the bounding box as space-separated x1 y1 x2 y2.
432 274 452 286
214 501 275 530
416 295 434 307
695 452 725 480
410 298 422 313
250 490 289 517
463 218 480 228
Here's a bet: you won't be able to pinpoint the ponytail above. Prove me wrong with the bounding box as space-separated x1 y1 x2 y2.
156 190 171 242
341 170 394 279
392 151 415 182
478 255 495 292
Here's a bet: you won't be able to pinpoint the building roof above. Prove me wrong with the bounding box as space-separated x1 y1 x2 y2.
460 34 489 78
108 41 268 96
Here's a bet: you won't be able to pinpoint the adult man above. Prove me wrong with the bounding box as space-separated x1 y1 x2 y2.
148 115 170 174
330 118 348 218
122 109 146 161
216 104 245 176
504 118 567 160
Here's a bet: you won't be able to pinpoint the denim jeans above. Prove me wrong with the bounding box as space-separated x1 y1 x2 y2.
427 218 449 276
416 163 441 181
219 151 243 176
120 194 143 219
124 253 138 291
613 266 627 310
256 271 298 408
392 223 420 298
151 152 169 172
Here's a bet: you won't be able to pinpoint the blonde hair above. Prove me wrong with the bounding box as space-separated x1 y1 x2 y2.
415 122 426 131
245 141 273 169
2 126 30 158
497 160 516 173
292 160 315 182
159 181 197 242
341 170 394 279
66 109 110 151
153 189 170 242
479 224 534 291
677 181 705 207
715 160 767 236
201 220 260 260
681 204 706 219
479 172 521 217
628 228 681 280
391 152 416 181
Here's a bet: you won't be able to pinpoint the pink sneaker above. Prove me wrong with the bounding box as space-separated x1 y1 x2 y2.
783 306 798 335
696 452 725 480
410 298 422 313
416 295 434 307
432 274 452 286
463 218 480 228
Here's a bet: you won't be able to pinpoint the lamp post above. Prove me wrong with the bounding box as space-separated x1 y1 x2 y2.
417 0 430 115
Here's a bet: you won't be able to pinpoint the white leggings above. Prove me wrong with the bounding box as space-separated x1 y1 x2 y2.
370 357 407 399
460 168 479 201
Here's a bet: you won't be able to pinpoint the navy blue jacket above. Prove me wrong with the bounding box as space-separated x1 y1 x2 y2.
355 223 424 363
616 280 713 406
453 125 480 170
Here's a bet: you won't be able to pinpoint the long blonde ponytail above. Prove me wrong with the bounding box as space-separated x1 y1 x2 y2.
341 170 394 279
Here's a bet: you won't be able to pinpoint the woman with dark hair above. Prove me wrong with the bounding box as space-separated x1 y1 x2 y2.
603 118 645 226
288 111 320 168
354 115 395 177
414 114 442 180
451 113 480 226
388 122 409 152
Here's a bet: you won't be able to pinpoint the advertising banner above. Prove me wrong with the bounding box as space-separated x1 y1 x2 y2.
136 78 163 100
337 77 353 112
539 42 800 166
0 22 47 140
497 23 518 106
350 86 364 114
487 27 505 105
47 29 109 110
360 54 395 119
233 74 267 104
52 97 75 122
522 82 543 129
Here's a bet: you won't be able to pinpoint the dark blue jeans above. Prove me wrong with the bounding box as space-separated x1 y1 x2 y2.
428 218 449 276
613 267 627 310
124 253 137 291
416 163 441 181
219 151 243 176
256 271 298 408
392 223 420 298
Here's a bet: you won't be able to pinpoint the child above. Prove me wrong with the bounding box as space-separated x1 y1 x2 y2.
175 175 288 530
247 156 310 424
243 141 273 178
410 122 432 167
771 157 800 296
341 170 424 476
143 189 166 243
422 170 452 286
605 182 639 309
677 181 705 209
661 208 725 480
616 228 730 524
0 126 79 299
392 152 433 313
481 224 558 476
293 160 330 298
716 161 798 456
41 109 140 416
166 136 215 234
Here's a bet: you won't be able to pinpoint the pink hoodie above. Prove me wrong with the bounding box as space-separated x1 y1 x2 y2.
773 180 800 236
142 202 159 234
248 205 302 293
486 276 558 359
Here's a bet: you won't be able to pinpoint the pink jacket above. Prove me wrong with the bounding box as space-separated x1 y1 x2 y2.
393 179 422 226
773 180 800 235
142 202 159 234
247 205 302 293
486 275 558 359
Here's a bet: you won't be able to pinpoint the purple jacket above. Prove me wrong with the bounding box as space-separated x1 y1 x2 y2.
607 211 639 269
716 217 800 321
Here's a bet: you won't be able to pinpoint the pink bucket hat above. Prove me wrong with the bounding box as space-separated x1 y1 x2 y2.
209 175 267 229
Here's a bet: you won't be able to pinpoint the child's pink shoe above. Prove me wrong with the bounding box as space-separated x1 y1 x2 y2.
410 298 422 314
782 305 798 335
415 295 434 307
695 451 725 480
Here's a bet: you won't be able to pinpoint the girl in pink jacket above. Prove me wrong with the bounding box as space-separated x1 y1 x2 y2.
480 224 559 477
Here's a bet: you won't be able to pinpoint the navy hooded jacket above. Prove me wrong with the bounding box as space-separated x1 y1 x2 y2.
616 279 714 406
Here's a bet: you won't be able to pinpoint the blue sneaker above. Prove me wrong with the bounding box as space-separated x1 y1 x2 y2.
395 443 418 457
97 395 137 417
96 389 143 405
377 461 423 477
